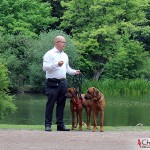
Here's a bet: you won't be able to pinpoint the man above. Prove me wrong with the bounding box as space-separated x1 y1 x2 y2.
43 35 80 131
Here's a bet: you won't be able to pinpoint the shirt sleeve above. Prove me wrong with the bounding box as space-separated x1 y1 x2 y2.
43 52 59 72
66 59 76 75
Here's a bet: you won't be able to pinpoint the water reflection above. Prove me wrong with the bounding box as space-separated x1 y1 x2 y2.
0 93 149 126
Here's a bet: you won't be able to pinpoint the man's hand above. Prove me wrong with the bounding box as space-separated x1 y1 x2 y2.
58 61 64 67
75 70 81 75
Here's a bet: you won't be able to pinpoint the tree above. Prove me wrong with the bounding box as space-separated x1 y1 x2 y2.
104 35 148 79
134 2 150 52
0 63 16 119
0 33 34 92
60 0 150 80
0 0 57 36
42 0 65 29
60 0 93 35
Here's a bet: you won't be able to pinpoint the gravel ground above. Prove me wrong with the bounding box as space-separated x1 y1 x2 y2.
0 129 150 150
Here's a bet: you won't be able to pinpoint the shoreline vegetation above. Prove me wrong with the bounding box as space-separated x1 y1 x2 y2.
81 79 150 96
0 124 150 131
21 79 150 96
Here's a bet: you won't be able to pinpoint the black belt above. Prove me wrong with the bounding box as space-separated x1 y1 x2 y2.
47 78 66 82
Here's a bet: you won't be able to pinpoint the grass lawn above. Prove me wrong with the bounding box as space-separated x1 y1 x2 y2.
0 124 150 131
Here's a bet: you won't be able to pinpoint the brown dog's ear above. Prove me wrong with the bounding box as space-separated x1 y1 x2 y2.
73 88 78 94
71 88 78 97
93 88 99 99
67 88 71 92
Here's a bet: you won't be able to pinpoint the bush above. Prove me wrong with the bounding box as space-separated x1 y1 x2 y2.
0 63 16 119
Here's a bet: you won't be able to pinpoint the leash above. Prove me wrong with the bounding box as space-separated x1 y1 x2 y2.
72 73 83 98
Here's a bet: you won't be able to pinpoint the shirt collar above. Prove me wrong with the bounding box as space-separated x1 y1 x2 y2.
53 47 64 53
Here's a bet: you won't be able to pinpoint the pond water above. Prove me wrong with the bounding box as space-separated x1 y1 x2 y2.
0 93 150 126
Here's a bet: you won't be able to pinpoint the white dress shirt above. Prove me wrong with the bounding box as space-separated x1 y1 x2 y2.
43 47 76 79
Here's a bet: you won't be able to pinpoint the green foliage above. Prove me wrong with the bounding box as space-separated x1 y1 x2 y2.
0 33 34 91
141 58 150 80
60 0 150 80
0 0 149 94
104 37 149 79
0 64 9 91
0 0 57 36
60 0 93 35
0 30 80 92
0 63 16 119
42 0 65 29
82 79 150 96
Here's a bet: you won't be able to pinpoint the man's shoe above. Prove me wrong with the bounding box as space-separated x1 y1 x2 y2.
45 126 52 131
57 126 70 131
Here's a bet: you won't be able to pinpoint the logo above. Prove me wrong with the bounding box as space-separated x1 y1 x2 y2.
138 138 150 148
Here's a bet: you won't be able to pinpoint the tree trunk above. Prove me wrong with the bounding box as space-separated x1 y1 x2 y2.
93 69 104 80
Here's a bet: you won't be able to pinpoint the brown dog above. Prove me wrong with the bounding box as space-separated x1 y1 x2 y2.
65 87 83 131
84 87 105 132
81 94 92 130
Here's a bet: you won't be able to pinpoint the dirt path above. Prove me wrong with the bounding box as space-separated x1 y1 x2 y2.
0 129 150 150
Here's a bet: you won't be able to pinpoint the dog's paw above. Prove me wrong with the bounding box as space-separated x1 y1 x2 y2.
92 127 97 132
92 130 96 132
78 127 82 131
87 127 91 130
100 127 104 132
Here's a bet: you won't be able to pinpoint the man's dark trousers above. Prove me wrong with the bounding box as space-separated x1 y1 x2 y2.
45 79 67 128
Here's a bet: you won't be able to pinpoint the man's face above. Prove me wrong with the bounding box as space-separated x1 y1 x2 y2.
56 38 66 51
